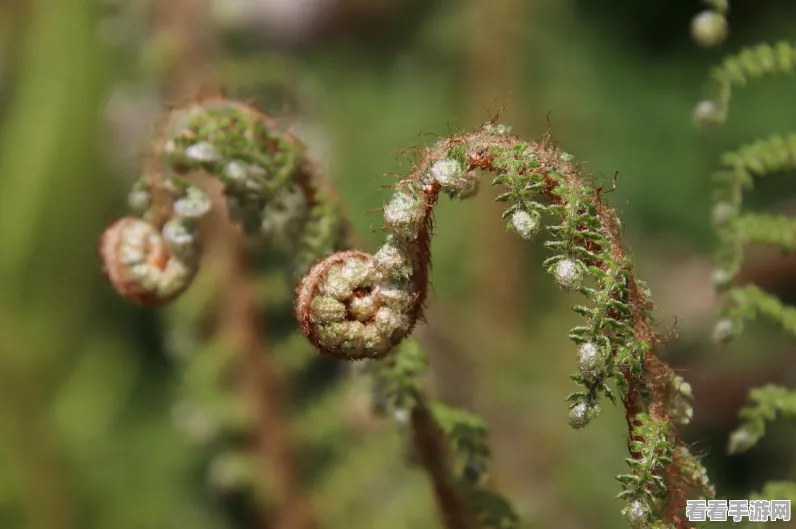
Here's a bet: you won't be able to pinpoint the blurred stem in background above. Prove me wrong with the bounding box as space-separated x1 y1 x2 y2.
0 0 106 528
466 0 524 335
149 0 316 527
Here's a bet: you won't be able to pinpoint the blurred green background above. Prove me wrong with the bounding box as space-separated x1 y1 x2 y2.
1 0 795 528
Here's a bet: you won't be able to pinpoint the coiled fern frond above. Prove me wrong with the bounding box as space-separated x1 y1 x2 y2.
99 96 347 306
295 122 713 527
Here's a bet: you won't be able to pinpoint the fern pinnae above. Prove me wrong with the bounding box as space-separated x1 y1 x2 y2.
694 41 796 127
697 1 796 515
710 133 796 289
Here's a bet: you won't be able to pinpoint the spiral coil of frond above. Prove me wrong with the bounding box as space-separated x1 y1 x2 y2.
99 97 347 306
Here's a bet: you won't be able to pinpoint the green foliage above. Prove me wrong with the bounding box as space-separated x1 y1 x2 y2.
717 285 796 341
748 480 796 503
727 384 796 454
711 132 796 282
694 42 796 127
10 1 796 527
101 93 530 527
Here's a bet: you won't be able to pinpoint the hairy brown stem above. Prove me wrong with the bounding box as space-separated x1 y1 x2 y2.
410 396 478 529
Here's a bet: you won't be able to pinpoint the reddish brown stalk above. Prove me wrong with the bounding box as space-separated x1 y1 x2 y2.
147 0 219 229
208 179 317 529
411 180 442 321
460 133 688 526
410 397 479 529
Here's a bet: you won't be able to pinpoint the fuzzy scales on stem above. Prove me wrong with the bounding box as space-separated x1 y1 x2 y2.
295 122 713 528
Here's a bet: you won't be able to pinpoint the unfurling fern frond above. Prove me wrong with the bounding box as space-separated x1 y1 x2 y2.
100 97 347 307
710 133 796 290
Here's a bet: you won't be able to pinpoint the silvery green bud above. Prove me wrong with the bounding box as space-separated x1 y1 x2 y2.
128 189 151 213
578 342 603 377
691 10 727 47
184 141 221 163
625 500 649 528
383 191 425 239
711 201 735 227
727 427 756 454
568 402 591 429
693 100 722 128
554 259 583 290
712 317 736 343
711 268 733 291
508 209 541 240
173 186 211 218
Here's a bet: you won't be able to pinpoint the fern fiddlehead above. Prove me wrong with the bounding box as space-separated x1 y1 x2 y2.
296 122 712 526
100 97 346 306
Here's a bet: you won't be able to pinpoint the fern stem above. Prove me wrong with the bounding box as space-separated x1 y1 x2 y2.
210 190 316 529
410 396 479 529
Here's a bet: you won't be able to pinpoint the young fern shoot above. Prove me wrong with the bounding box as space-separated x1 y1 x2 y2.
295 122 712 527
100 97 347 306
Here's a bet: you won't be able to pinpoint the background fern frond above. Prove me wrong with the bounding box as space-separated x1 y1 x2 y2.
727 384 796 454
698 4 796 520
695 42 796 127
